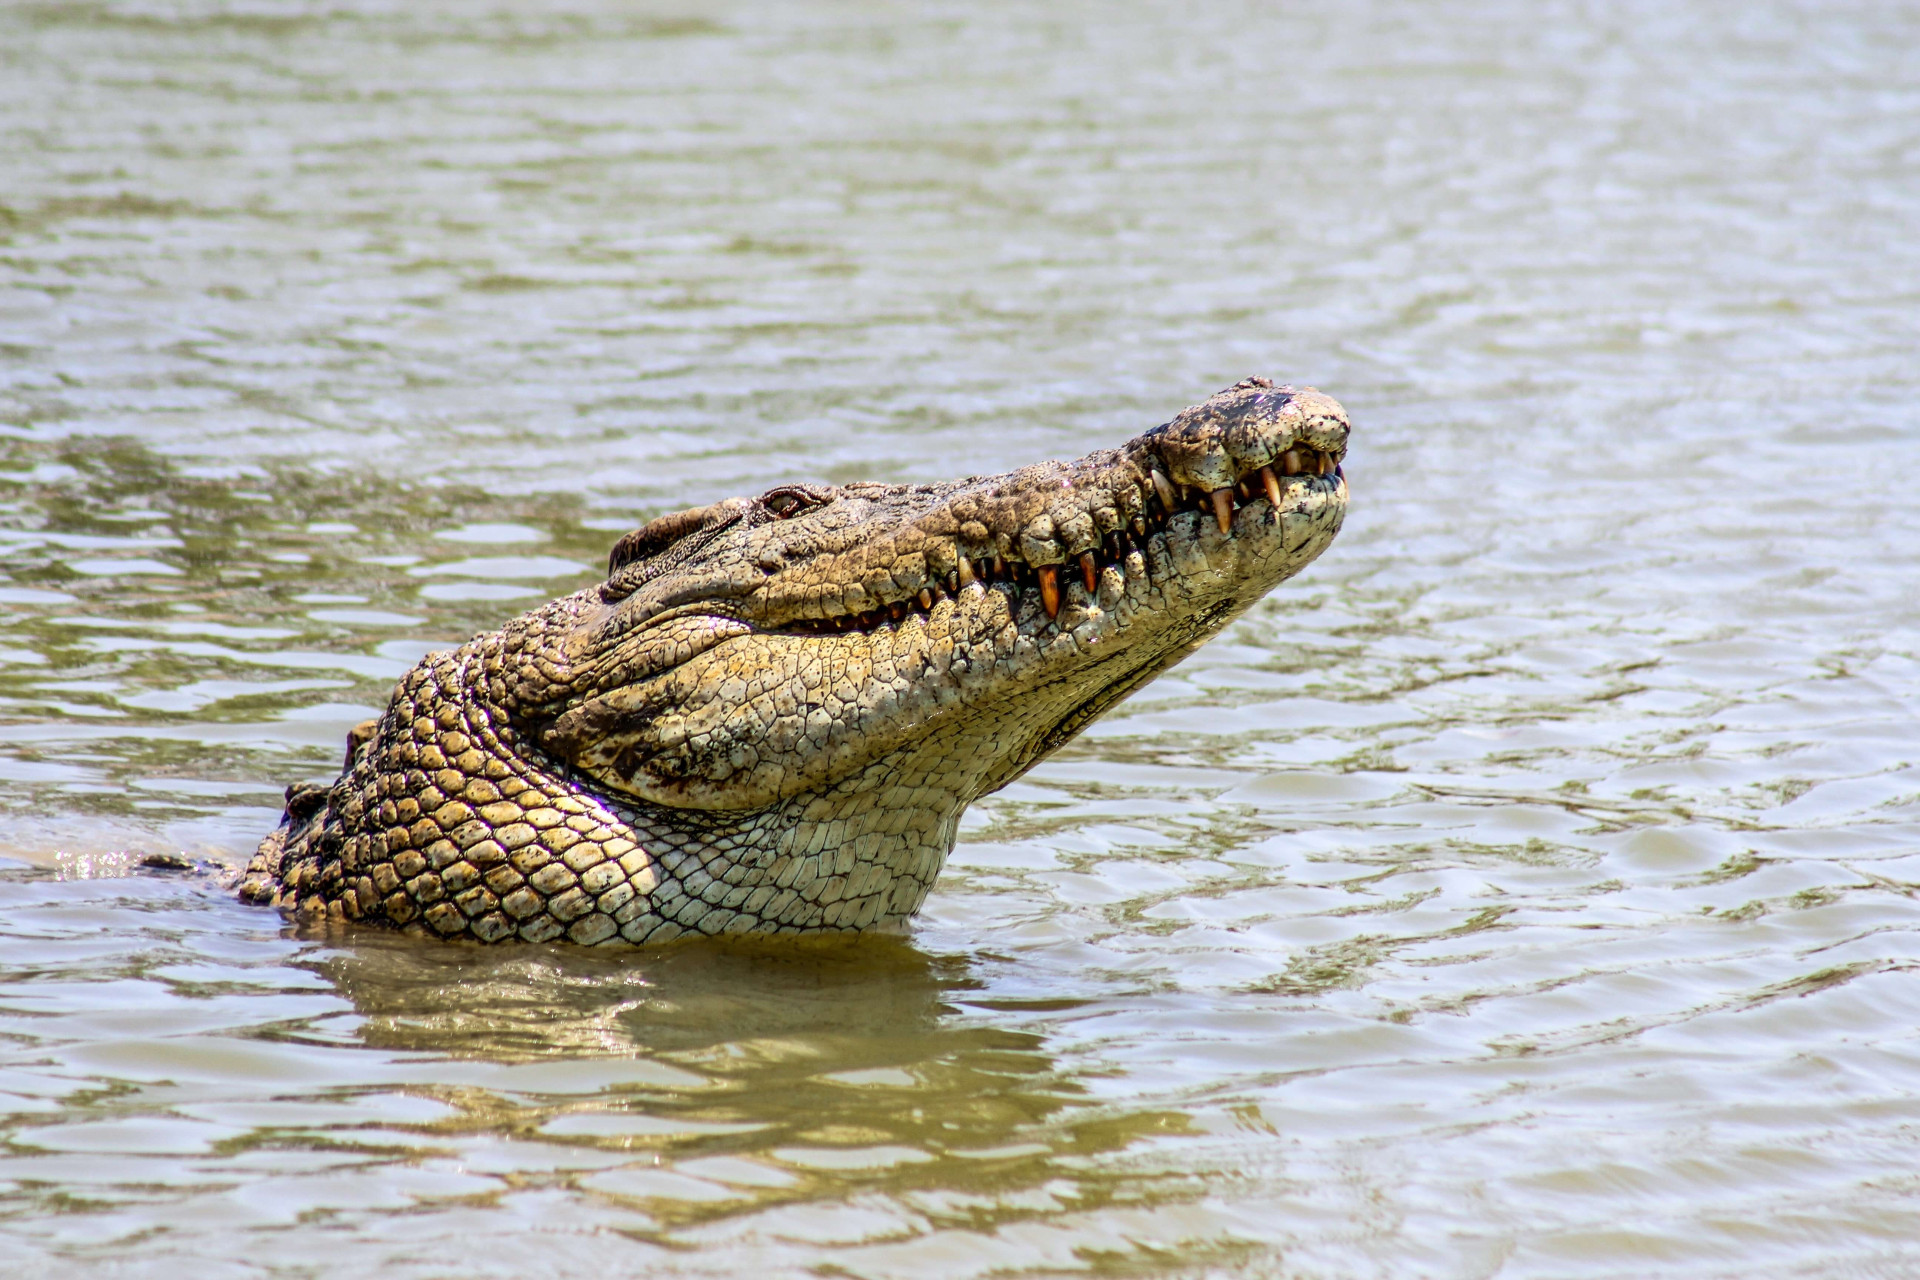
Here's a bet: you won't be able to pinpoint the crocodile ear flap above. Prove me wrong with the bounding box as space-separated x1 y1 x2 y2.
607 498 751 577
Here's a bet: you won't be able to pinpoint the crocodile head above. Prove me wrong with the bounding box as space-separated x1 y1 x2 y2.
243 379 1350 944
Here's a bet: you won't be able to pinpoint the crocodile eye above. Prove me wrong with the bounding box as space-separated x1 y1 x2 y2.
763 487 821 519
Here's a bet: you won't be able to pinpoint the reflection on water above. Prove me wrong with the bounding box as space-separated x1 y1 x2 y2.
324 936 1176 1238
0 867 1198 1271
3 0 1920 1275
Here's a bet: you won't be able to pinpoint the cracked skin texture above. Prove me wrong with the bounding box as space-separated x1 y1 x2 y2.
239 379 1351 945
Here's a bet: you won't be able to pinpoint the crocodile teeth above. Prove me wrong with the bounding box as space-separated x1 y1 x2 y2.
1037 564 1061 619
784 428 1325 640
1150 468 1176 514
1209 487 1234 534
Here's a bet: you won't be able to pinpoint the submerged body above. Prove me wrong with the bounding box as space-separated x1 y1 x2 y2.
240 380 1350 944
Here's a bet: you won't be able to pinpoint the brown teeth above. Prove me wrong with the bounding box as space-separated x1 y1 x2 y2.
792 445 1321 641
1036 564 1061 619
1209 487 1234 534
1150 468 1176 514
1260 465 1283 506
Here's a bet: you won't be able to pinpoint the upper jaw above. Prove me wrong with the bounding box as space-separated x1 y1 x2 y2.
754 379 1350 633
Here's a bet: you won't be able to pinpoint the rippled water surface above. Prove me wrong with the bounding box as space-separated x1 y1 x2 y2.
3 1 1919 1275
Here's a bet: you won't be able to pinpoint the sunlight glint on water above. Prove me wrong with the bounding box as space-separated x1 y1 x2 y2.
0 2 1917 1276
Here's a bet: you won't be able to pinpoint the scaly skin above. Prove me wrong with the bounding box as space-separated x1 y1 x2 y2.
239 379 1351 944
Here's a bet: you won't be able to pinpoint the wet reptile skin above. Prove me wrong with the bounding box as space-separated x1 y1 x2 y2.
239 379 1351 944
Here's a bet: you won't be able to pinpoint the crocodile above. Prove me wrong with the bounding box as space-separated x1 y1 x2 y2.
239 378 1351 945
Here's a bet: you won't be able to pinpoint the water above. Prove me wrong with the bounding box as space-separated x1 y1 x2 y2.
2 0 1918 1274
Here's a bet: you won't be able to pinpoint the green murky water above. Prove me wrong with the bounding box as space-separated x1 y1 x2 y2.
2 2 1918 1275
